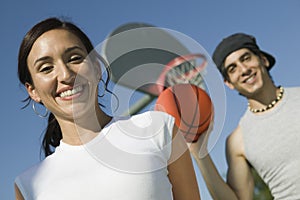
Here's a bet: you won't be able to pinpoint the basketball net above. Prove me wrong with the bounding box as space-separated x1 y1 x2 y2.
156 53 207 92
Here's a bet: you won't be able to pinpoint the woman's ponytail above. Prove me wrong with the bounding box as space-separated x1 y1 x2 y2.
42 113 62 157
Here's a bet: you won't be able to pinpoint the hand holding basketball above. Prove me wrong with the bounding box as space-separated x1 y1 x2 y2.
155 84 214 143
188 118 214 159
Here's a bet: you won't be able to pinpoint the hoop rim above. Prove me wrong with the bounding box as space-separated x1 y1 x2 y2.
155 53 207 93
165 53 206 68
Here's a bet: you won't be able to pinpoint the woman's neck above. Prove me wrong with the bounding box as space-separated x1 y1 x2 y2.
56 107 112 146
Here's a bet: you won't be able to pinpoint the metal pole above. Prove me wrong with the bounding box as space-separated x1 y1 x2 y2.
122 94 156 116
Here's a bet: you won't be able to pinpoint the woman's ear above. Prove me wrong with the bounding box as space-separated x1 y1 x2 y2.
91 57 102 82
95 61 102 81
25 83 41 102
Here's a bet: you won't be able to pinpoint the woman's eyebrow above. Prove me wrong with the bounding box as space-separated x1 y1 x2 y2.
34 46 85 66
34 56 51 66
64 46 85 54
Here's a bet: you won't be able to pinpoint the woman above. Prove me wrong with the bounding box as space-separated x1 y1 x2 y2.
15 17 200 200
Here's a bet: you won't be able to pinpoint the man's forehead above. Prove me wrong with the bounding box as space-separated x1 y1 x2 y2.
224 48 252 64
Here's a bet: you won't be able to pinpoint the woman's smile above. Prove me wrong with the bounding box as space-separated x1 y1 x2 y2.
57 85 84 99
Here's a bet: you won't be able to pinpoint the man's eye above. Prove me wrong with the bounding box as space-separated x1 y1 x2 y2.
242 54 251 62
227 66 236 73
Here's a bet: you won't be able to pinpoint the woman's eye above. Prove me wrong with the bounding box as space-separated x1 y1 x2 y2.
39 65 53 73
69 55 83 63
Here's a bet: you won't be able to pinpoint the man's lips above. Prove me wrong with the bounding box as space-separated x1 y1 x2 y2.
242 72 256 84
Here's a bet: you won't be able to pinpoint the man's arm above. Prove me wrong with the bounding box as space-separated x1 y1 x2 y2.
226 126 254 199
189 125 254 200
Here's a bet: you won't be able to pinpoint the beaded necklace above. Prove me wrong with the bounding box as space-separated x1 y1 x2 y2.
248 86 284 113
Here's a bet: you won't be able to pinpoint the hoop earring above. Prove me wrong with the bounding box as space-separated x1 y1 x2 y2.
32 102 49 118
98 79 107 97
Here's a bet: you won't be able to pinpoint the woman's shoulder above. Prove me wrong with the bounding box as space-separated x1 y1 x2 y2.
139 110 174 120
103 111 175 172
109 110 175 149
127 110 174 120
15 155 53 182
16 149 61 183
14 160 45 198
113 111 175 128
16 160 42 178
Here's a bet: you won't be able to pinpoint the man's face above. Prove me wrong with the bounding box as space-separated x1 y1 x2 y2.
223 48 270 97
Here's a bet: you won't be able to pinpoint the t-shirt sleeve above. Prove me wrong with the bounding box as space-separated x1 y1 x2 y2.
15 172 31 199
14 163 41 200
150 111 175 161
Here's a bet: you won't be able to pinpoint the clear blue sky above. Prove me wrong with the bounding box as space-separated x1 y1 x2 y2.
1 0 300 199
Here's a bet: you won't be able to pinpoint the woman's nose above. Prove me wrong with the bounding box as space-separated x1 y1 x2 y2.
57 62 75 83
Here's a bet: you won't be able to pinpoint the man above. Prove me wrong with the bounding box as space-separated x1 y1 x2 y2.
189 33 300 199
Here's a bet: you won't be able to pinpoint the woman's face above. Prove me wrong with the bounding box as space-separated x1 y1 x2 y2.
26 29 100 120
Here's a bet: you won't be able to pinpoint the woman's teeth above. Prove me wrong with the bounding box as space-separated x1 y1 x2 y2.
60 86 83 98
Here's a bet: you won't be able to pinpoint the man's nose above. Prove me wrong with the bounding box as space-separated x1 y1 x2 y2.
238 63 251 75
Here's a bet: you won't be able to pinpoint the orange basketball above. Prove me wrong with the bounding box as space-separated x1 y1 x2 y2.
155 84 213 143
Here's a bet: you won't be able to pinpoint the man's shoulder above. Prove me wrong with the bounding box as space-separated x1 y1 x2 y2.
226 126 245 156
281 86 300 102
284 86 300 93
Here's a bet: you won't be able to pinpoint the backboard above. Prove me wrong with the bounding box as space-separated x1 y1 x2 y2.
101 22 206 96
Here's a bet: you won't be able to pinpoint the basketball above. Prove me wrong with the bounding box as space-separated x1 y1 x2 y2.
155 84 213 143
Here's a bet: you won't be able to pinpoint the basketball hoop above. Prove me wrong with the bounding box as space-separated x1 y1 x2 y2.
156 53 207 93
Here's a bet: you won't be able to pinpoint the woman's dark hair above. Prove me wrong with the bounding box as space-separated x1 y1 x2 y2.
18 17 111 157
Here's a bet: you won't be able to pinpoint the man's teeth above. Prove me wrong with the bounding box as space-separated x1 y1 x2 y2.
245 74 255 83
60 86 83 98
246 77 253 83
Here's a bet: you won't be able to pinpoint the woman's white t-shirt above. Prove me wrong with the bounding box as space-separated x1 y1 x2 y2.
15 111 175 200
